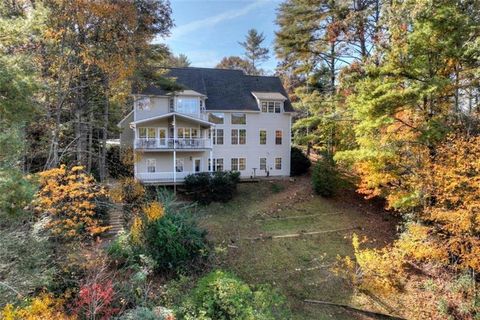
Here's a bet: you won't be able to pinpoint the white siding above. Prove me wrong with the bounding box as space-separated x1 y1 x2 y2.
211 111 291 177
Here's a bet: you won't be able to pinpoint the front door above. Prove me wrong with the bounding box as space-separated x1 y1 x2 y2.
193 158 201 173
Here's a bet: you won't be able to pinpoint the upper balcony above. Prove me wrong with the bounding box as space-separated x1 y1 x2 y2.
135 138 212 150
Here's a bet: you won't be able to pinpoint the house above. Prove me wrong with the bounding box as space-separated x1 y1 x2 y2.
118 67 294 184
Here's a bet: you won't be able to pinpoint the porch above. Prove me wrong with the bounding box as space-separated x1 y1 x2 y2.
136 171 198 184
135 137 212 150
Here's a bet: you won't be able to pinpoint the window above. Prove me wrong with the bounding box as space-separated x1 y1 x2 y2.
176 158 184 172
213 129 224 145
209 158 224 172
137 97 151 111
260 158 267 171
275 130 282 145
261 101 282 113
146 159 156 173
177 128 199 139
231 113 246 125
275 157 282 170
231 158 246 171
208 112 224 124
268 101 274 113
176 98 199 114
169 98 174 111
239 158 246 170
274 102 281 113
139 127 156 139
261 102 268 112
231 129 246 145
259 130 266 145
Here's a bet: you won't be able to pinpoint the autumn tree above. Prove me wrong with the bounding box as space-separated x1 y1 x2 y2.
216 56 254 74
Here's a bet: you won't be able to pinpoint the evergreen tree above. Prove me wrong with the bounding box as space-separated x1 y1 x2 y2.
239 29 270 75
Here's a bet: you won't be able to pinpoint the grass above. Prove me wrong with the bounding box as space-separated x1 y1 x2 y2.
196 176 398 319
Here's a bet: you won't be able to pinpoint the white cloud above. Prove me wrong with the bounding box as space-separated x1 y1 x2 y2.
167 0 270 41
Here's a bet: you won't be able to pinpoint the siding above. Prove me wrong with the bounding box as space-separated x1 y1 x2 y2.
211 111 291 177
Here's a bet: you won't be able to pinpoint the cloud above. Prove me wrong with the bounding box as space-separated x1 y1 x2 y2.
167 0 270 41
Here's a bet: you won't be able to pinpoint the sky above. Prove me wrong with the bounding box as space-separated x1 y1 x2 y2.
155 0 282 73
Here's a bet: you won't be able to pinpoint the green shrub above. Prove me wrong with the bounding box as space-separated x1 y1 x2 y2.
108 191 209 274
312 155 338 197
178 270 290 320
143 211 208 272
290 146 311 176
117 306 173 320
184 171 240 204
0 169 36 216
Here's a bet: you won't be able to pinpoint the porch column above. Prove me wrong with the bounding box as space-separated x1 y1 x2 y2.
173 114 176 184
209 127 213 172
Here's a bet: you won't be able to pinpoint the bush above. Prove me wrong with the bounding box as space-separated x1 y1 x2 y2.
33 165 109 239
143 211 208 272
184 171 240 204
117 306 174 320
0 169 36 216
312 155 338 197
178 270 290 320
107 193 209 274
290 146 311 176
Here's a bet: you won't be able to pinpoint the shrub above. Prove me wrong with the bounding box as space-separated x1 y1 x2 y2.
117 306 174 320
290 146 311 176
107 196 209 274
33 165 109 239
184 171 240 204
1 293 73 320
143 210 208 272
110 177 145 208
179 270 289 320
312 155 338 197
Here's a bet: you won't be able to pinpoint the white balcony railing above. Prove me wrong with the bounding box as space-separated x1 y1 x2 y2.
135 138 212 149
136 171 194 182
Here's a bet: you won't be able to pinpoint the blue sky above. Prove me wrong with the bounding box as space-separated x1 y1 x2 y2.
155 0 282 72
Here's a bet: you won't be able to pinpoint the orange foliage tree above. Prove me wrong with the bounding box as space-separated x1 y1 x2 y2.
34 165 109 239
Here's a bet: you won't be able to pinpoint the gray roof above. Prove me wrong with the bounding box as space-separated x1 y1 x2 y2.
137 67 294 112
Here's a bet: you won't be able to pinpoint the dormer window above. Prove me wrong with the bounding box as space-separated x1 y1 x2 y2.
261 101 281 113
137 97 151 111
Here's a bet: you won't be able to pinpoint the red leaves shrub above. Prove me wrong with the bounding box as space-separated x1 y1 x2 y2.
75 279 119 320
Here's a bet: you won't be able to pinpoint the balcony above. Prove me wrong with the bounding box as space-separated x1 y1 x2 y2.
134 138 212 150
136 171 194 183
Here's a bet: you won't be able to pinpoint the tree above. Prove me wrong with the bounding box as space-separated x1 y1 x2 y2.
216 56 254 74
239 29 270 75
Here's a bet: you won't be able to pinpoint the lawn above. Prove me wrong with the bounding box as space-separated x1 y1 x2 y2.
195 175 399 320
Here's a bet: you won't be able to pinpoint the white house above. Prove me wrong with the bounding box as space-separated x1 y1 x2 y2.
118 67 294 184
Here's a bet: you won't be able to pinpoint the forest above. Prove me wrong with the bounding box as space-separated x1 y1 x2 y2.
1 0 479 319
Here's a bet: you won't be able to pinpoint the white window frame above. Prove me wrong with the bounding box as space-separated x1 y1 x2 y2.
208 158 224 172
139 127 156 139
259 129 267 145
193 158 202 172
146 158 156 173
275 157 282 170
259 157 267 171
231 113 246 125
213 129 224 145
275 130 283 145
231 129 246 145
261 101 282 113
176 158 184 172
208 112 225 124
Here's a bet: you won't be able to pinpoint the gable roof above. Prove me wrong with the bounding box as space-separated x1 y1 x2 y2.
135 67 294 112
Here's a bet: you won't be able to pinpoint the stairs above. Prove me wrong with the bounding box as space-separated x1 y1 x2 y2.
106 204 124 237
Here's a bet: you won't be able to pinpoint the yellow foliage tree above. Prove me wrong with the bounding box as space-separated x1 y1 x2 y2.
34 165 109 239
1 293 74 320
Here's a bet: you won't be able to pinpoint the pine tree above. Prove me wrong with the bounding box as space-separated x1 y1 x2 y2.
239 29 270 75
